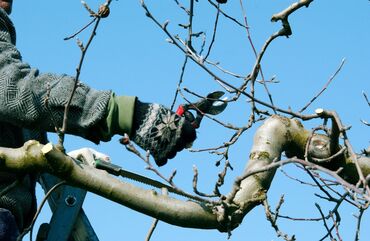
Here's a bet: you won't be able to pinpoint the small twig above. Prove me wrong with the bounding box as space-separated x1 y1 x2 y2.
192 165 218 197
173 0 190 15
170 56 189 111
142 0 322 121
280 168 317 187
263 197 296 241
361 91 370 126
300 58 346 113
205 59 247 79
276 214 324 222
121 135 215 203
310 146 346 164
207 0 248 29
363 91 370 107
361 119 370 126
214 160 231 195
204 4 220 60
239 0 276 113
329 212 342 241
168 170 177 185
305 168 340 202
192 160 231 198
190 126 248 152
227 157 370 204
63 18 97 40
271 0 314 22
145 219 159 241
315 203 335 241
81 0 97 16
120 134 147 161
187 0 195 50
59 0 112 147
275 190 350 224
354 207 365 241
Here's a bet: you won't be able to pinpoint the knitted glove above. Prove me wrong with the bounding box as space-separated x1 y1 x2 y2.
132 100 196 166
103 95 196 166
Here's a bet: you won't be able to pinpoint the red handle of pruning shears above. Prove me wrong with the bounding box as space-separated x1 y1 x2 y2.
176 91 228 129
176 105 186 116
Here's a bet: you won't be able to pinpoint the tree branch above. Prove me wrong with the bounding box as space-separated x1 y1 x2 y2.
0 115 368 233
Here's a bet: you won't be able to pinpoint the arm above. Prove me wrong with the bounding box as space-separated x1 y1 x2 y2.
0 10 195 165
0 40 119 143
0 43 196 165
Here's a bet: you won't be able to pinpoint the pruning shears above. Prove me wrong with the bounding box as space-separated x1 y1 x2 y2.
176 91 228 128
92 91 227 201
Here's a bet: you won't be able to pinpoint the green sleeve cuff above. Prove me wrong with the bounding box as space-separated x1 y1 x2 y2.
101 93 137 141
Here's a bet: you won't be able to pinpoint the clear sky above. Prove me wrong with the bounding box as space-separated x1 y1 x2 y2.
11 1 370 240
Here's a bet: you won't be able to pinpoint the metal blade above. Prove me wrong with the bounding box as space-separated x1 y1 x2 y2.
94 159 205 202
207 91 227 115
118 168 174 191
208 101 227 115
206 91 225 100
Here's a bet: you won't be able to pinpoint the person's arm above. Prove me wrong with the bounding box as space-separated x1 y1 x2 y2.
0 42 196 165
0 40 119 143
0 10 196 165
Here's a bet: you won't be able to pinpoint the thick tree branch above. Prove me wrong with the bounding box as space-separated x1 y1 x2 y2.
0 115 368 232
0 141 220 230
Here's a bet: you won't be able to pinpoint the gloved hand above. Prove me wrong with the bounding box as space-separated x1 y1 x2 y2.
68 148 111 166
132 100 196 166
103 95 196 166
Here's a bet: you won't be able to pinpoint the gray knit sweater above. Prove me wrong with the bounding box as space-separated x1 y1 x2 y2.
0 9 111 230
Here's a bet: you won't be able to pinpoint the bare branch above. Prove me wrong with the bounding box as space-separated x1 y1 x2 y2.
315 203 335 241
207 0 248 29
263 197 296 241
120 135 213 203
145 219 159 241
0 111 368 234
354 207 365 241
170 56 189 111
300 58 346 113
204 5 220 60
315 109 370 194
363 91 370 107
59 0 113 147
271 0 314 23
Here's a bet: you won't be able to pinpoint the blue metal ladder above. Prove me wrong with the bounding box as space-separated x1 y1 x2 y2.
37 174 99 241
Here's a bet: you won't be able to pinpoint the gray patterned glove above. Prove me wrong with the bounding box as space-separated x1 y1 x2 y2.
132 100 196 166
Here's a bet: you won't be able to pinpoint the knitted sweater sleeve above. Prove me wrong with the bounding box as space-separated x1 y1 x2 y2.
0 41 112 143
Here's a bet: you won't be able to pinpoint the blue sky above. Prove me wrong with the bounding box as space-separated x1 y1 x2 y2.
12 1 369 240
